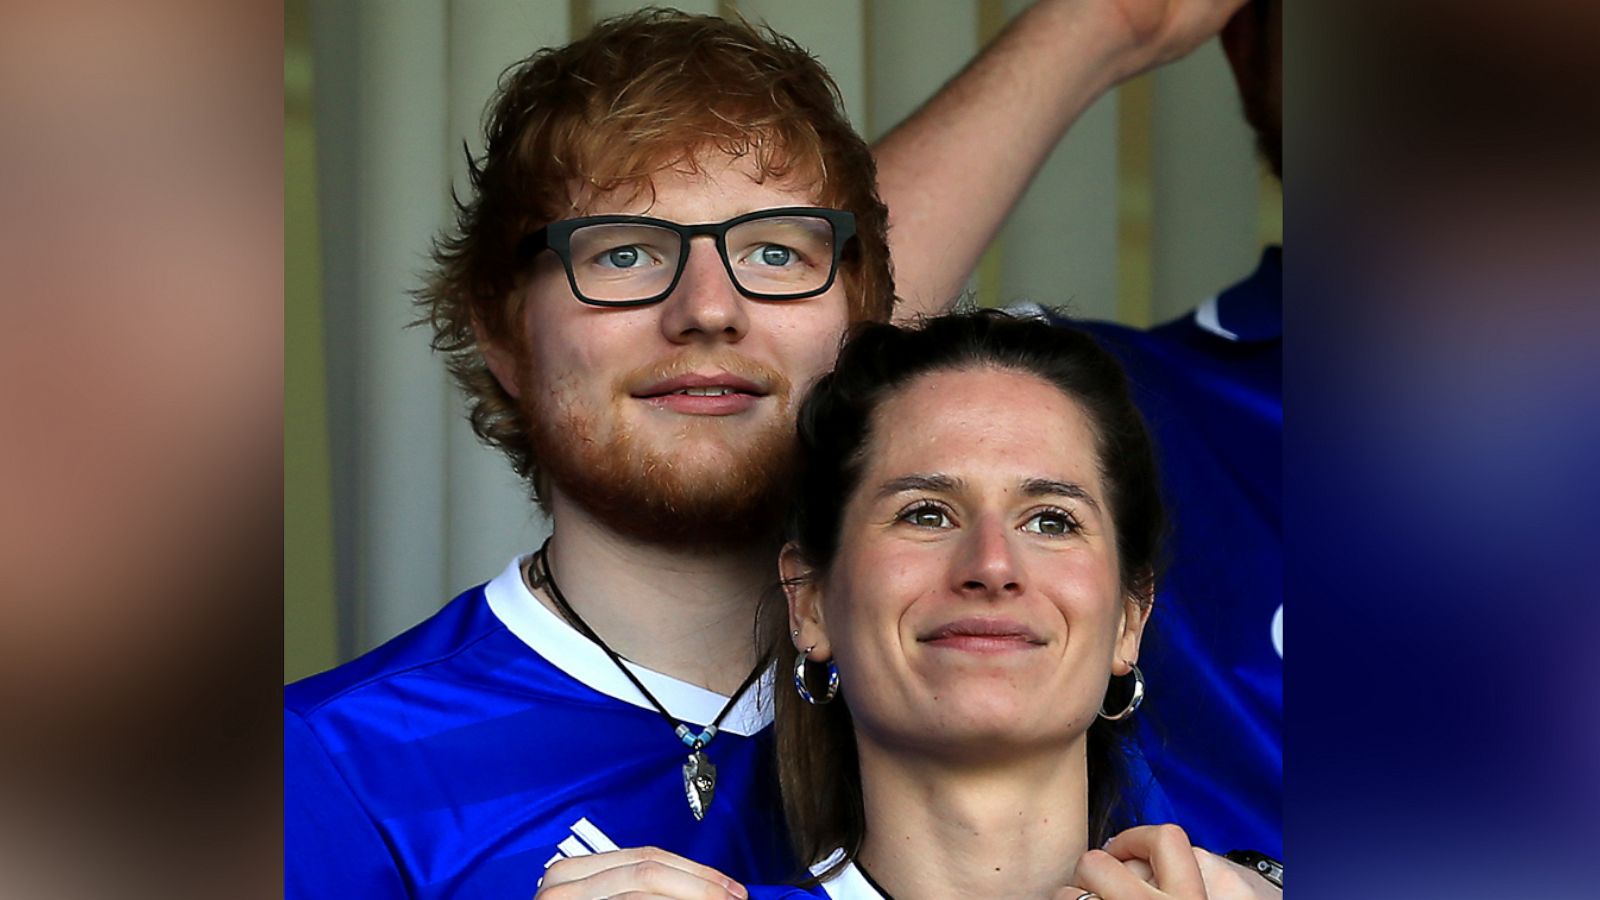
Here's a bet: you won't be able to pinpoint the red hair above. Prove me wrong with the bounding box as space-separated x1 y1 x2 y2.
417 8 894 493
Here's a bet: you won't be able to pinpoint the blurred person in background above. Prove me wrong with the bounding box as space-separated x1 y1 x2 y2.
873 0 1283 859
0 1 282 898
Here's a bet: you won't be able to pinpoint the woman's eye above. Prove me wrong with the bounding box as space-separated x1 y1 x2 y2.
1023 510 1079 536
898 504 952 529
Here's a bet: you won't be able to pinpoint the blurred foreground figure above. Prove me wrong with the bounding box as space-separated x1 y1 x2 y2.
0 2 282 897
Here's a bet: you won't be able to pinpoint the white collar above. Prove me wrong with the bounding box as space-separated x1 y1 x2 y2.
810 851 879 899
483 556 773 736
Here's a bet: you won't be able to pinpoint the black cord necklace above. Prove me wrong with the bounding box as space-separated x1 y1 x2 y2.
533 539 768 821
853 858 896 900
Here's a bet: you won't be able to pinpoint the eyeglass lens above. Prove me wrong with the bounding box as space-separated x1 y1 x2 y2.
565 214 837 303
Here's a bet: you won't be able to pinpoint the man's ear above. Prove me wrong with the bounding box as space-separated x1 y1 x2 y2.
779 543 831 659
473 314 523 400
1112 569 1156 676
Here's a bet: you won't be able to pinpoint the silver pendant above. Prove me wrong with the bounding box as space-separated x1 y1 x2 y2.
682 750 717 820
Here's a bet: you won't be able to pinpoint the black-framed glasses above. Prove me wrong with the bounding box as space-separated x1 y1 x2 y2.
518 207 856 308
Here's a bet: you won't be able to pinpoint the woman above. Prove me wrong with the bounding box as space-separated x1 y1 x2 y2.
755 310 1278 899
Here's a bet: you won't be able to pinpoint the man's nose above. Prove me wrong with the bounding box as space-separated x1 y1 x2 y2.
658 237 749 343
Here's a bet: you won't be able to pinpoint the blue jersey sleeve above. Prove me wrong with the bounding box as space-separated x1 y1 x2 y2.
285 709 410 900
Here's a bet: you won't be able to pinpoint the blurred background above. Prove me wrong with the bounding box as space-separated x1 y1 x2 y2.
2 2 281 895
285 0 1282 680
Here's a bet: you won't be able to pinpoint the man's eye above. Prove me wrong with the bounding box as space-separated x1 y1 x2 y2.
598 245 649 268
755 244 795 266
1022 510 1079 536
897 503 952 529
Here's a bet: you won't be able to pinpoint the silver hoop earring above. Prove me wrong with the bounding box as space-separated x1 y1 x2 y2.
793 646 839 705
1098 664 1145 721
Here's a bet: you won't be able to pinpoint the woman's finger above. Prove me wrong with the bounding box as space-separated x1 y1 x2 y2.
1101 825 1207 897
1073 848 1160 899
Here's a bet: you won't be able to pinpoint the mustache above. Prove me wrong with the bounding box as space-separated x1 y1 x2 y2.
617 353 793 399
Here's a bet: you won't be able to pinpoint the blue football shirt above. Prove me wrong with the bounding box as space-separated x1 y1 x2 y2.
285 558 794 899
1064 245 1284 858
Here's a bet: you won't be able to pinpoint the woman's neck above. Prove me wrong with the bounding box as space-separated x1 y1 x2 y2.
852 738 1090 900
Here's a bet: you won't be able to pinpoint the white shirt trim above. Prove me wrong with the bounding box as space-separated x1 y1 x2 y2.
810 851 879 900
483 556 773 736
1193 293 1240 341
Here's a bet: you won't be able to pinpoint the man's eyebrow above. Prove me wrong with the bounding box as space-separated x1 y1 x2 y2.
874 473 961 499
1021 478 1101 513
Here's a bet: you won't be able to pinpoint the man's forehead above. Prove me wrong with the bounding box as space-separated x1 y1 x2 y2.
562 148 826 219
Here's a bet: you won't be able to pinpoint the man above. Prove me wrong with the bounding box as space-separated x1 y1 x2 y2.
287 5 1257 899
873 0 1283 860
286 12 892 899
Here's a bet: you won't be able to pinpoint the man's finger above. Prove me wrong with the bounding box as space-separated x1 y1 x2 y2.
537 847 746 898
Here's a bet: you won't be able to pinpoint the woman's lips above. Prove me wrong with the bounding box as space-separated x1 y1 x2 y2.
919 617 1047 653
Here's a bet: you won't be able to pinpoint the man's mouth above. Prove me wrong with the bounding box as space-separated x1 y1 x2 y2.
632 373 769 415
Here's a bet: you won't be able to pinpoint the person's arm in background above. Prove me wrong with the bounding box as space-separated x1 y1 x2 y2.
875 0 1248 320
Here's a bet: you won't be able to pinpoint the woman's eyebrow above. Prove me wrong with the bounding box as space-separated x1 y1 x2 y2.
874 473 960 500
1020 478 1102 513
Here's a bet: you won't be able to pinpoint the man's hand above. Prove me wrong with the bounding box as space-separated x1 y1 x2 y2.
1098 0 1253 82
875 0 1250 319
534 847 748 900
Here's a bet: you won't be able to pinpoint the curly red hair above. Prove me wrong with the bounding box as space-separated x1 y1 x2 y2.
416 8 895 499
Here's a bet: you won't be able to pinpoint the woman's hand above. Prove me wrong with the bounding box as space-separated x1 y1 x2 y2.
1057 826 1282 899
1060 824 1208 898
534 847 748 900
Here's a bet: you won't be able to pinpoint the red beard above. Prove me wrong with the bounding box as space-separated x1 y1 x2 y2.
524 352 800 547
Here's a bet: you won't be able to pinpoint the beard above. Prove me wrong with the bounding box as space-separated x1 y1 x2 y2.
524 353 800 547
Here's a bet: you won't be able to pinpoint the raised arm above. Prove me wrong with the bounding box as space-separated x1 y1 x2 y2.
874 0 1249 320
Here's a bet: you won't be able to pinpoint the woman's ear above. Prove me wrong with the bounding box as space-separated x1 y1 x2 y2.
1112 569 1155 675
473 314 523 400
779 543 831 659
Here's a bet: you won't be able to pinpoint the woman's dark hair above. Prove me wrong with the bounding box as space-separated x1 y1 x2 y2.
764 309 1167 880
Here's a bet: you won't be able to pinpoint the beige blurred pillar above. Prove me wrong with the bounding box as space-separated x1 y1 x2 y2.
314 1 580 656
1149 40 1262 323
867 0 978 141
989 0 1120 320
592 0 716 22
735 0 868 132
442 1 567 601
313 1 453 655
